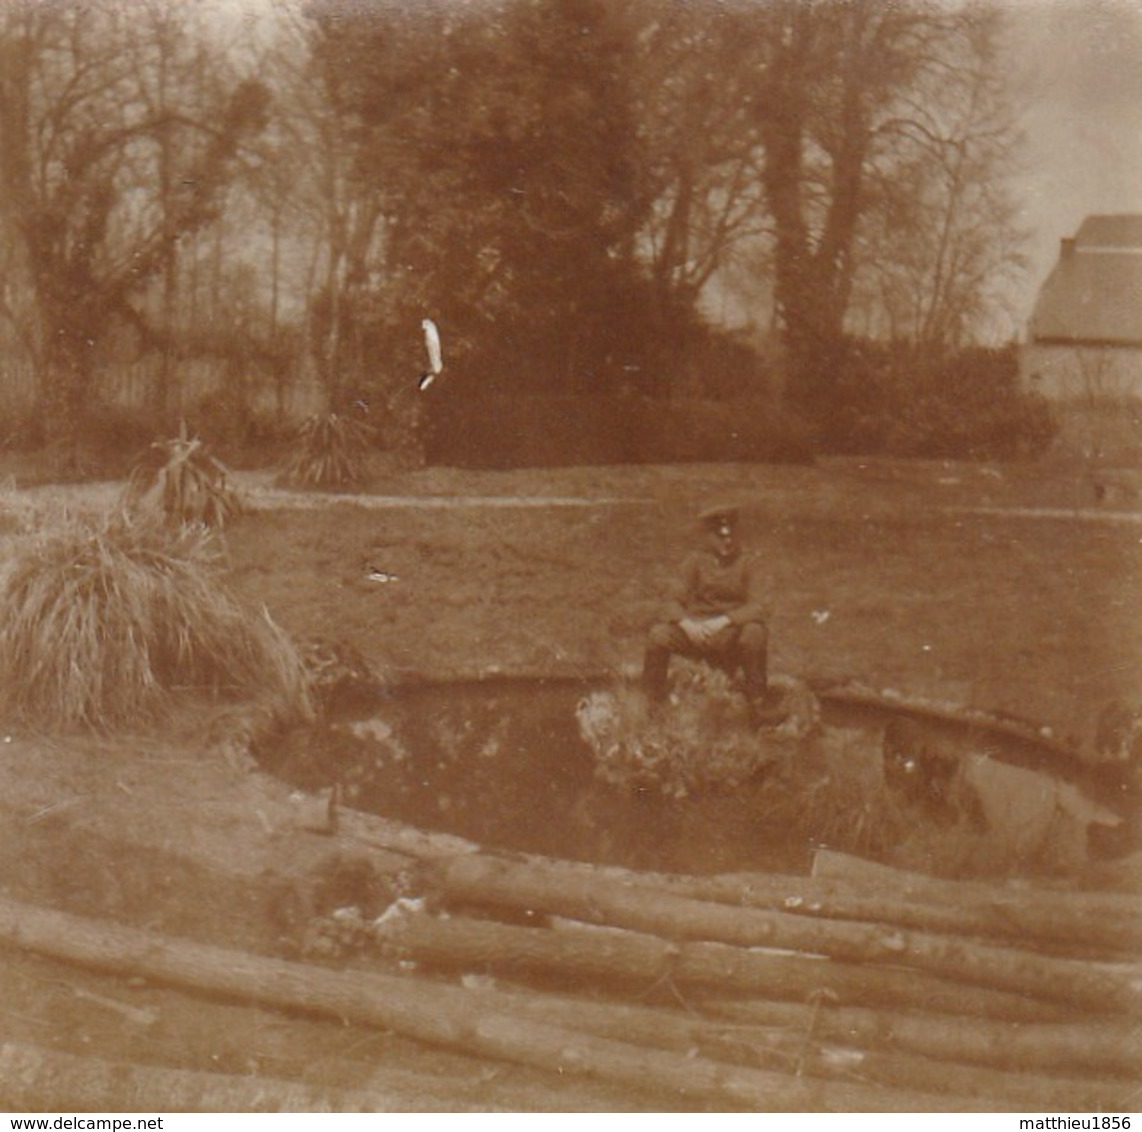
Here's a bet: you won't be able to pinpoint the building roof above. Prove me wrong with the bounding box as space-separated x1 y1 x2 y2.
1074 214 1142 249
1029 214 1142 346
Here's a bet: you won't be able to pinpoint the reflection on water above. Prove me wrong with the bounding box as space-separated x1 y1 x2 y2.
255 677 1129 879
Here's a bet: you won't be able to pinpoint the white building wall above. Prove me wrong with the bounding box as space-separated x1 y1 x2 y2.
1020 342 1142 401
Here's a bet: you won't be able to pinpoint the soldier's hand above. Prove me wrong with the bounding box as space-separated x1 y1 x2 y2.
681 616 729 646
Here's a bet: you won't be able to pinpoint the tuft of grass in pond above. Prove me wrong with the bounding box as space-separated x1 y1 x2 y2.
578 663 789 798
780 726 916 861
0 510 311 730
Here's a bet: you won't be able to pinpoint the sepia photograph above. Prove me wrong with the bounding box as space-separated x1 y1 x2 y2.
0 0 1139 1115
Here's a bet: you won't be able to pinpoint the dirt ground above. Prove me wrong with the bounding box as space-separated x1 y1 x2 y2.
1 455 1140 1112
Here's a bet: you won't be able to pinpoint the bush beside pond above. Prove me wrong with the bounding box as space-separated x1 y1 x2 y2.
0 512 311 730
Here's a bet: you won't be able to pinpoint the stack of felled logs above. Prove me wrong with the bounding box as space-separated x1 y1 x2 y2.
1 830 1137 1110
367 845 1142 1110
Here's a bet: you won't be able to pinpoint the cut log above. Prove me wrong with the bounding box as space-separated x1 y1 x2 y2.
381 906 1071 1024
338 803 1141 955
811 849 1142 914
659 870 1142 959
783 1039 1133 1110
463 982 1137 1110
340 807 480 861
0 1041 406 1113
427 855 1142 1014
0 895 988 1112
460 849 1141 959
703 994 1141 1080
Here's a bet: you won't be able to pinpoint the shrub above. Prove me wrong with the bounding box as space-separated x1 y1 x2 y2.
425 394 812 468
285 413 376 487
577 663 798 798
815 343 1059 459
0 404 43 453
887 348 1059 460
0 512 311 730
186 387 291 467
77 404 159 475
650 397 814 464
124 426 240 528
6 403 158 482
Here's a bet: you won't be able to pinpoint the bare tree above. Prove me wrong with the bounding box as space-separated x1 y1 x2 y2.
743 1 1026 411
856 6 1027 351
0 2 267 456
628 3 766 320
247 4 393 410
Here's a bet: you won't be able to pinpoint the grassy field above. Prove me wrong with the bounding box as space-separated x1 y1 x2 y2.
220 458 1141 755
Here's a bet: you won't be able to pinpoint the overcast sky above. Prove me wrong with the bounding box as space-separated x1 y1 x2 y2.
1007 0 1142 321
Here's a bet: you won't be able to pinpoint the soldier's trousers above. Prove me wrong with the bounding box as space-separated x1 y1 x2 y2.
642 620 768 704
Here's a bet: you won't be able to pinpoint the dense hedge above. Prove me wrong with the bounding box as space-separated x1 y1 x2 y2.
809 343 1059 460
422 345 1058 468
422 392 814 469
7 342 1061 476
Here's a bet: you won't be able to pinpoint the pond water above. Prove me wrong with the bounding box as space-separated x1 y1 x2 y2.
256 677 1130 880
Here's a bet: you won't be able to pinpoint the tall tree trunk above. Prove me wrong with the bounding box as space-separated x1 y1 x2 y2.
38 312 94 467
757 14 843 415
756 5 876 425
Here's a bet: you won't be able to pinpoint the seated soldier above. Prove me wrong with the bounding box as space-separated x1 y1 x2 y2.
642 503 785 726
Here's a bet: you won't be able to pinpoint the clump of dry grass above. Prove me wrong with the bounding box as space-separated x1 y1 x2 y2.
778 726 914 860
285 413 376 488
577 662 787 797
0 512 311 730
124 427 240 528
